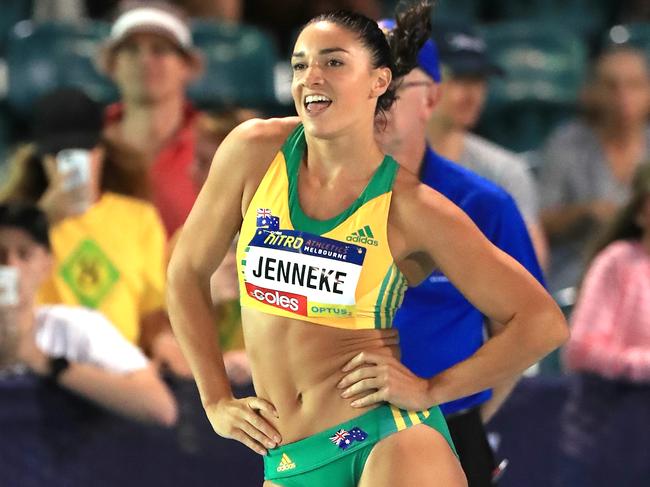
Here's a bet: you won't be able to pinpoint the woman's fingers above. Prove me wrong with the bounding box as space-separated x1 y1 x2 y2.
337 365 379 389
340 377 382 398
238 418 278 450
341 351 384 372
242 410 281 445
232 430 268 456
350 390 385 408
248 396 280 419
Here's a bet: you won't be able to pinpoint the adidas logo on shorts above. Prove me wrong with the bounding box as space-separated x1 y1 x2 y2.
276 453 296 472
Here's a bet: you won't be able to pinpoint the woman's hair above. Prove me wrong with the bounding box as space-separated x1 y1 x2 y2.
0 137 151 203
303 1 432 116
587 162 650 263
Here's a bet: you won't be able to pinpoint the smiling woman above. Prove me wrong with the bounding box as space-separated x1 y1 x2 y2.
167 2 568 487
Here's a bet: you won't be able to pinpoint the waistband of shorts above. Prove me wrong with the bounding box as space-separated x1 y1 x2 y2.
264 403 453 480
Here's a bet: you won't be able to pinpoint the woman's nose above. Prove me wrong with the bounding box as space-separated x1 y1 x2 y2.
304 64 324 86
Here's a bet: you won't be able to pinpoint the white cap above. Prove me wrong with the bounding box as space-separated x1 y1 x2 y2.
98 3 202 73
109 6 192 50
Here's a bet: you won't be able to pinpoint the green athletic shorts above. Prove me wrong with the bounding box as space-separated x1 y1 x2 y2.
263 404 456 486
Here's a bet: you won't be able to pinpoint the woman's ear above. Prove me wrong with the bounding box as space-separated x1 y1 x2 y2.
371 66 392 98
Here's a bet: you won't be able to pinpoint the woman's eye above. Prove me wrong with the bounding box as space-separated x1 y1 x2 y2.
292 62 307 71
327 59 343 67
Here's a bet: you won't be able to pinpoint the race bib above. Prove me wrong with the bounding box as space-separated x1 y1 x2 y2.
243 229 366 318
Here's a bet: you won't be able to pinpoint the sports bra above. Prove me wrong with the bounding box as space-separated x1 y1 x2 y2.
236 124 407 329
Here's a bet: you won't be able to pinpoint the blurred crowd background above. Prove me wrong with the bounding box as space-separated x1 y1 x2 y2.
0 0 649 486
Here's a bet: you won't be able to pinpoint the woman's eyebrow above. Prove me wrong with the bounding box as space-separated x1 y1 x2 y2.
292 47 350 58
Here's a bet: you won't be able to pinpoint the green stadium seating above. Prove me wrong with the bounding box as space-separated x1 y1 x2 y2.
0 106 14 176
0 0 32 54
381 0 478 23
6 21 117 119
604 22 650 53
431 0 480 23
491 0 616 39
189 21 279 109
477 22 587 152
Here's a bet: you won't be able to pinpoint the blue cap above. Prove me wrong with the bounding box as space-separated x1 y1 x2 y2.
431 21 504 78
377 18 441 83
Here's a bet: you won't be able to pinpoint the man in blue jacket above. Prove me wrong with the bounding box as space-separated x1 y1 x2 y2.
378 20 544 487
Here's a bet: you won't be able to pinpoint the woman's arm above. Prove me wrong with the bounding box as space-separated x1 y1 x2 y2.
22 344 177 425
339 176 568 410
167 118 297 454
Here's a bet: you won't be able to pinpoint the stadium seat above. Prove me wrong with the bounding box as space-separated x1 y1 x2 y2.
189 21 279 109
382 0 479 21
6 21 117 120
476 22 587 152
490 0 616 40
0 106 14 176
0 0 32 55
604 22 650 52
431 0 480 23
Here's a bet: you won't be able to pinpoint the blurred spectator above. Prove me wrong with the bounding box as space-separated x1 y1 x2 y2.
539 45 650 292
0 202 177 425
0 88 191 378
427 23 549 270
169 109 257 386
99 1 204 237
177 0 242 21
558 162 650 485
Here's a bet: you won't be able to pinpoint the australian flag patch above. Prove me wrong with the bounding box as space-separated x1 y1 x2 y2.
256 208 280 230
329 427 368 450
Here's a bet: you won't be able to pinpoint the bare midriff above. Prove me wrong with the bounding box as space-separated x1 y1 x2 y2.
242 308 400 445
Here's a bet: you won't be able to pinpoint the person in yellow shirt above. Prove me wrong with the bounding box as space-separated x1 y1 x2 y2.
1 88 190 377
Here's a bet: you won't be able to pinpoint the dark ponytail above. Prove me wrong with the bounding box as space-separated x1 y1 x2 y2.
387 1 433 81
300 1 432 115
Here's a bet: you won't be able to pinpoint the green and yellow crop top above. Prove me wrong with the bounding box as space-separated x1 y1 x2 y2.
236 124 407 330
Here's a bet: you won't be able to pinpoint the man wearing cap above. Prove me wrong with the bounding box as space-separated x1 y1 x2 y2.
377 18 544 486
426 23 548 270
99 1 204 237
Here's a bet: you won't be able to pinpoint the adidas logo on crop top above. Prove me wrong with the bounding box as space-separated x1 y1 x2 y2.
236 124 408 330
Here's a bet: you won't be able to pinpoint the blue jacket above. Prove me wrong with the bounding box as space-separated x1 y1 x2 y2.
394 147 544 415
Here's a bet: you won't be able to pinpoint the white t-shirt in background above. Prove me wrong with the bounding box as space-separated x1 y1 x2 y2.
35 305 148 374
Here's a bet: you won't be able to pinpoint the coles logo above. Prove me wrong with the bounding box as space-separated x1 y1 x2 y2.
245 283 308 315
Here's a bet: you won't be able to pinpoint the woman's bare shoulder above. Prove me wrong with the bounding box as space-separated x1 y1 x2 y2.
228 116 301 154
210 116 300 182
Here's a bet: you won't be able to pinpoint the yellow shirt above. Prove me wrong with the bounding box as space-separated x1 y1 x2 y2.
236 124 407 330
37 192 167 343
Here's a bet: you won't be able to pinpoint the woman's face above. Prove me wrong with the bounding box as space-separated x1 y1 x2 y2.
291 21 390 138
592 51 650 126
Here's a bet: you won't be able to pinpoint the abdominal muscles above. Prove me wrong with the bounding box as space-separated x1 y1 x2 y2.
241 308 399 444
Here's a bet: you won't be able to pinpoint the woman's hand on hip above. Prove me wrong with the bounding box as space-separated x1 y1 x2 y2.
206 396 282 455
338 352 432 411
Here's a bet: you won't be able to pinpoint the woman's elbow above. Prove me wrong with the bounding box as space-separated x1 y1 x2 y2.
536 304 570 355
